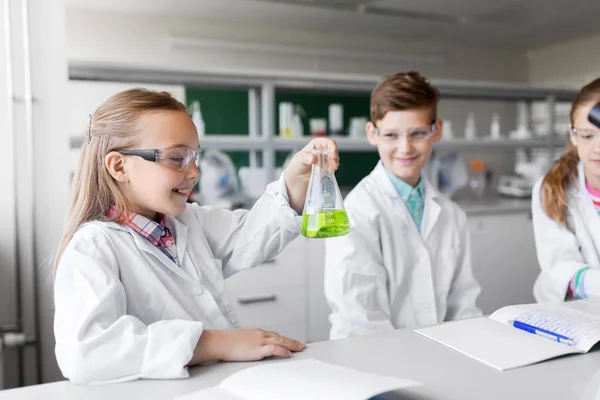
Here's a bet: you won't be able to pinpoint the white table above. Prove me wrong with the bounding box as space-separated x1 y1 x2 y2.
2 328 600 400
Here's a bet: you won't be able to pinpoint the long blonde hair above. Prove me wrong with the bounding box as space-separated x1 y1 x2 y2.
54 88 188 276
541 78 600 224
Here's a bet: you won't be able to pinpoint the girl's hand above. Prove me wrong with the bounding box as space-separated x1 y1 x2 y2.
284 138 339 214
189 328 306 365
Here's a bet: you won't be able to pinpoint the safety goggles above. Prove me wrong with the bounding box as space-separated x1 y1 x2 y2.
374 124 437 143
569 127 600 143
118 146 202 171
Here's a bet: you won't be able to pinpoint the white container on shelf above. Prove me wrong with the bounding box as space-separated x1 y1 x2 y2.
349 117 367 138
464 112 476 140
279 102 294 137
510 101 533 139
442 120 454 140
531 101 571 136
310 118 327 137
329 104 344 136
291 108 303 138
190 101 205 137
490 113 501 140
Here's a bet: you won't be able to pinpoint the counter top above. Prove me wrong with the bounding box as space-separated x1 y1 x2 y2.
456 196 531 216
2 326 599 400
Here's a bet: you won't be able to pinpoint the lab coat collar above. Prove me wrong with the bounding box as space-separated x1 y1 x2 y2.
371 161 440 200
168 216 188 266
371 161 441 239
371 161 402 200
421 178 442 241
571 161 585 198
105 219 194 283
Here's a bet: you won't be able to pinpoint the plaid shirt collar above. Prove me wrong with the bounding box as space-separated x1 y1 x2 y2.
107 206 169 244
107 206 178 264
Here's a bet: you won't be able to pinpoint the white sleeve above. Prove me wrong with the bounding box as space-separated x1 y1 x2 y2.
532 179 589 302
54 232 204 384
324 205 395 339
194 171 301 278
444 211 482 321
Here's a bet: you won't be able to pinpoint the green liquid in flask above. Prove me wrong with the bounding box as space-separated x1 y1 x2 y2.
300 210 351 238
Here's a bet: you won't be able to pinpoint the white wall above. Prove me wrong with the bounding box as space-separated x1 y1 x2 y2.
29 0 70 386
33 23 70 384
68 80 186 176
0 0 19 390
0 0 70 386
528 33 600 87
66 9 528 83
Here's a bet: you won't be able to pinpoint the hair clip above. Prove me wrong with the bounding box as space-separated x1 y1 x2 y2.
88 114 92 143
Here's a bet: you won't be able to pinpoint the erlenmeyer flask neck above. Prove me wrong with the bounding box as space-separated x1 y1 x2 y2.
315 149 332 173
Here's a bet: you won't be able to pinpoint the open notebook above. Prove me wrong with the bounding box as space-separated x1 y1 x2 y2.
415 300 600 371
176 359 420 400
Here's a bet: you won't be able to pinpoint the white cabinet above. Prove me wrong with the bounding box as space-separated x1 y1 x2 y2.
224 237 332 343
468 212 539 314
224 238 309 342
306 239 331 343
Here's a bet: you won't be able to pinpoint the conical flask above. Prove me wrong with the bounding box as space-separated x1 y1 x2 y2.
300 148 350 238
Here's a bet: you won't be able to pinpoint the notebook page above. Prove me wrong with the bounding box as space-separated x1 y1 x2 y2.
490 301 600 351
218 359 420 400
415 317 578 371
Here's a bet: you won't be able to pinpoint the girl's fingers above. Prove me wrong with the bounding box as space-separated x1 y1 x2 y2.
259 344 293 359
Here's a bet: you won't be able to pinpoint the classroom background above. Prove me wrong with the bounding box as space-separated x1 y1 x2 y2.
2 0 600 390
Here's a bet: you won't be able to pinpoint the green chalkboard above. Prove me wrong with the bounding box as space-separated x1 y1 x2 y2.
185 87 378 188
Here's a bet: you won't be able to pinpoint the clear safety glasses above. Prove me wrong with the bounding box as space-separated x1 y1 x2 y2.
374 124 437 144
569 127 600 144
118 146 202 171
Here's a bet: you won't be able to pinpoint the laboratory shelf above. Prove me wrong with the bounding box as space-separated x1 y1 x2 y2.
69 65 578 183
434 137 554 151
273 136 563 152
274 137 373 152
71 134 562 153
199 135 267 150
70 65 577 101
456 196 532 216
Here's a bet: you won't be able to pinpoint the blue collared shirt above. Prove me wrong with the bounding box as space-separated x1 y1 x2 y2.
385 169 425 230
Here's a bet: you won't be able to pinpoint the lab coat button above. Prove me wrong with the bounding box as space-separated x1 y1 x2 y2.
194 286 204 296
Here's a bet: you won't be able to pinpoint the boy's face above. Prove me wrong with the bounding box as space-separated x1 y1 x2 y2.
367 109 442 186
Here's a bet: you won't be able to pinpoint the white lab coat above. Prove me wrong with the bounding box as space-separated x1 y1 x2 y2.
54 175 300 384
532 162 600 302
324 162 482 339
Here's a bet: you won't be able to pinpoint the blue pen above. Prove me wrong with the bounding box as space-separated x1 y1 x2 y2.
510 320 576 346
